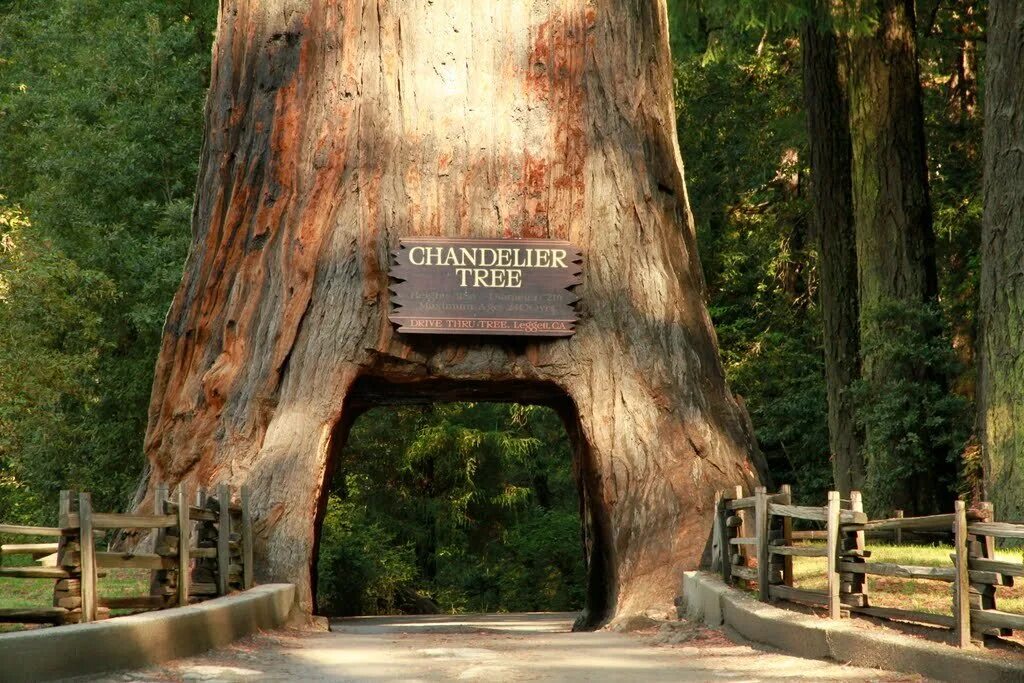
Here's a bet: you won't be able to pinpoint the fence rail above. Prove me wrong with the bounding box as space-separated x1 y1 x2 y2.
0 484 253 627
711 486 1023 648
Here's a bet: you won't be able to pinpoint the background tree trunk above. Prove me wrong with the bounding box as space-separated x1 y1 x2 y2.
848 0 946 513
140 0 761 626
978 0 1024 520
801 3 863 498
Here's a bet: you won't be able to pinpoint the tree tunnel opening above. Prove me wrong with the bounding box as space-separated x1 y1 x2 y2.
310 376 612 630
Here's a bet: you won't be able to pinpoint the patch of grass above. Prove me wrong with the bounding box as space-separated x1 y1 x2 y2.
791 543 1024 616
0 553 151 632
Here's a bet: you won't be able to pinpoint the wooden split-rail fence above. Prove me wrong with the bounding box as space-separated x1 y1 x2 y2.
713 485 1024 648
0 483 253 626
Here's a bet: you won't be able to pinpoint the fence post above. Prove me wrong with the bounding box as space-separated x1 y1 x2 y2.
177 485 191 606
779 484 793 587
241 485 253 590
150 483 169 601
826 490 841 619
842 491 867 608
894 509 903 545
216 483 231 596
78 493 97 623
953 500 971 648
711 491 723 574
732 484 745 576
755 486 769 601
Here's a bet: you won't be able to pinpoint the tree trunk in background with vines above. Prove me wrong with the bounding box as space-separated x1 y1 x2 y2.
138 0 763 626
801 2 863 498
978 0 1024 521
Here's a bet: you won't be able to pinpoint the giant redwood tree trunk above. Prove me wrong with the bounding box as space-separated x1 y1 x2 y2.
978 0 1024 520
141 0 761 626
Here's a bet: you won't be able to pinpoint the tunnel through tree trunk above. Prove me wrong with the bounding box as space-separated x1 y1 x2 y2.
139 0 762 626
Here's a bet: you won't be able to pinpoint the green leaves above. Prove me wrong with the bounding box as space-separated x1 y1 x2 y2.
0 0 215 520
316 403 584 615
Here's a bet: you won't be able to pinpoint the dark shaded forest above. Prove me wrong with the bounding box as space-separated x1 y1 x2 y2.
1 0 1020 614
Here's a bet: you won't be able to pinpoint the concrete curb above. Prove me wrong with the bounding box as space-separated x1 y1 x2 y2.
0 583 295 682
681 571 1024 682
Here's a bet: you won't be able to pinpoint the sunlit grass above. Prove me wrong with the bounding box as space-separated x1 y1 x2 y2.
0 553 150 633
790 543 1024 616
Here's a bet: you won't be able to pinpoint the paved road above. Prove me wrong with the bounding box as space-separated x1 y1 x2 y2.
85 613 918 682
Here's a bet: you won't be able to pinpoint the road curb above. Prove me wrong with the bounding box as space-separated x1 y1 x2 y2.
0 583 295 682
681 571 1024 682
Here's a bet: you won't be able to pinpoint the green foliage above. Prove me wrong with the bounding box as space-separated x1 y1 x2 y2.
0 0 216 520
674 30 833 502
315 403 584 615
853 301 969 515
316 498 419 616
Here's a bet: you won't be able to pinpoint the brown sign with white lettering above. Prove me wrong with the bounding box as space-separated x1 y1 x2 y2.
389 237 582 337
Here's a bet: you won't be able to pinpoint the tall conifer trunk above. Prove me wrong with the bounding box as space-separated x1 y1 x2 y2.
140 0 761 625
978 0 1024 520
801 3 863 497
848 0 948 513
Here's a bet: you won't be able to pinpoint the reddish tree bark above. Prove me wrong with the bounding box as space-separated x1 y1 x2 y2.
141 0 761 626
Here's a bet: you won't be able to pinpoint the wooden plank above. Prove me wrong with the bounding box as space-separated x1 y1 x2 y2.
718 492 732 583
858 512 967 532
847 491 868 603
66 512 177 530
953 500 971 647
770 545 827 557
0 524 64 537
100 595 167 610
95 552 175 570
711 491 722 574
191 582 218 596
166 502 218 522
217 483 231 596
0 566 73 579
769 585 829 606
728 496 756 511
969 557 1024 578
178 485 191 607
768 503 826 522
0 607 68 624
779 484 794 587
838 510 868 524
851 605 955 629
58 490 72 529
1 543 59 555
755 487 769 600
979 502 997 558
791 530 827 540
731 565 758 582
838 561 956 582
79 492 97 623
968 522 1024 540
729 537 757 546
826 491 841 619
971 608 1024 631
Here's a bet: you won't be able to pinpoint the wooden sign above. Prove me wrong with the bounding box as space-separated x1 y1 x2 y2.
389 237 582 337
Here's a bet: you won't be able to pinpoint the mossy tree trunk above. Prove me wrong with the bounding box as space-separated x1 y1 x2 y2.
848 0 950 514
978 0 1024 520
